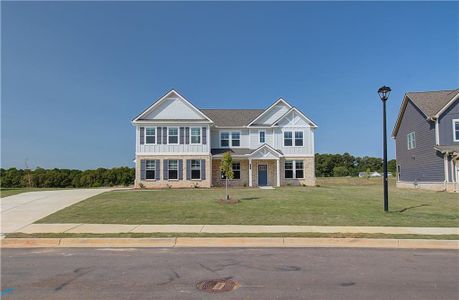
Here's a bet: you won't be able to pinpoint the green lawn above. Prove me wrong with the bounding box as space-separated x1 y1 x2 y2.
37 178 459 227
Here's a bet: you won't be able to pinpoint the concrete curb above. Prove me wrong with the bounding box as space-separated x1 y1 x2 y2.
2 238 458 249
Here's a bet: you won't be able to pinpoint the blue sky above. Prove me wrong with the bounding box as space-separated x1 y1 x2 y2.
2 1 458 169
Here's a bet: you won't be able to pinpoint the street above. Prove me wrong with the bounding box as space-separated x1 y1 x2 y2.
1 247 458 299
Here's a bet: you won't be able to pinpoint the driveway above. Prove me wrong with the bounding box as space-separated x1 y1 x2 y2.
1 189 113 234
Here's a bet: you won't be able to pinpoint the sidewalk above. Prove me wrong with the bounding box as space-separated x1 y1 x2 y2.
16 223 459 235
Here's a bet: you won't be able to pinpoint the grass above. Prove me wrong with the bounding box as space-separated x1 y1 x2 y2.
37 178 459 227
6 232 459 240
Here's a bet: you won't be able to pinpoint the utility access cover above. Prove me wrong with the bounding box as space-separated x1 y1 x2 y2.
196 279 240 293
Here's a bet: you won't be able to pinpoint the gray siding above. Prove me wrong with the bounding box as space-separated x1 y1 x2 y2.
438 99 458 145
396 100 444 182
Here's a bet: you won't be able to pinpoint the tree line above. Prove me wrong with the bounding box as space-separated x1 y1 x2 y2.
315 153 396 177
0 153 395 188
0 167 134 188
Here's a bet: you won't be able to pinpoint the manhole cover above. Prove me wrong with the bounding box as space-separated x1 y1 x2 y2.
196 279 240 293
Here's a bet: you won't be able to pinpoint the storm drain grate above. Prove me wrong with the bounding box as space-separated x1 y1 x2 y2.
196 279 240 293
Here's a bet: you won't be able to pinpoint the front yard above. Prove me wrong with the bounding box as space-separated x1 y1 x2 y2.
37 178 459 227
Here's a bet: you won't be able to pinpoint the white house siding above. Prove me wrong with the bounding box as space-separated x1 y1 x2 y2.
254 103 290 125
136 125 210 154
142 97 206 120
273 127 314 155
249 128 274 149
210 128 250 149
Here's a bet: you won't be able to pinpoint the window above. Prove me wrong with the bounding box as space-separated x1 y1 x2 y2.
285 161 293 178
232 162 241 179
285 160 304 179
284 131 293 146
295 160 304 178
190 160 201 179
454 120 459 142
259 130 266 143
220 132 240 147
146 160 155 180
231 132 240 147
221 162 241 180
168 127 179 144
168 160 178 180
191 128 201 144
221 132 230 147
407 132 416 150
145 128 155 144
295 131 304 146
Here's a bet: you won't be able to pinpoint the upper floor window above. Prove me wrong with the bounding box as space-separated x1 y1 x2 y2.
259 130 265 143
145 128 156 144
220 132 240 147
191 128 201 144
191 160 201 179
407 132 416 150
284 131 293 146
145 160 156 180
295 131 304 146
168 127 179 144
168 160 178 180
453 119 459 142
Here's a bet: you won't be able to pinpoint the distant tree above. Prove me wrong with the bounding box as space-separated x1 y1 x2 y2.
333 166 350 177
365 168 371 179
220 152 234 200
388 159 397 176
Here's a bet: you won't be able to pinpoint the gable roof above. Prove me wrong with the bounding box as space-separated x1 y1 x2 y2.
271 107 318 128
132 89 214 123
247 98 292 126
200 109 264 127
392 88 459 137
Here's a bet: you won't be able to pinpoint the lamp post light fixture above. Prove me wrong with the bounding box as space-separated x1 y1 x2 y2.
378 86 391 212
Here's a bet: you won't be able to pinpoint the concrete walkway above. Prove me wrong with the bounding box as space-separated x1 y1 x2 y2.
1 189 113 234
17 223 459 235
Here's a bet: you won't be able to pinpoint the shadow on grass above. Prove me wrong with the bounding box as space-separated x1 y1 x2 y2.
398 204 430 213
240 197 261 201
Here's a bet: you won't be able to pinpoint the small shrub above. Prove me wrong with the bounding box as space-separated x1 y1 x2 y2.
138 183 145 189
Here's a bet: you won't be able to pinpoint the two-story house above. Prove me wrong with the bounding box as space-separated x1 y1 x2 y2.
132 89 317 188
392 88 459 192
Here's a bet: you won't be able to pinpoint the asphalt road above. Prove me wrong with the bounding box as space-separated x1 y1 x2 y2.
1 248 458 299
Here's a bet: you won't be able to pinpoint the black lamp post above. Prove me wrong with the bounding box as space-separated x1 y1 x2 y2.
378 86 391 212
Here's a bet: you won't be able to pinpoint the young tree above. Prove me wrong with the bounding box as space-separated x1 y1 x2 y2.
220 152 234 200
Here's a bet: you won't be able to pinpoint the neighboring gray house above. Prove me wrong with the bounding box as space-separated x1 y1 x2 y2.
392 88 459 192
132 89 317 188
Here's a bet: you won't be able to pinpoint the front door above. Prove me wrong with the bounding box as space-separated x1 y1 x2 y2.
258 165 268 186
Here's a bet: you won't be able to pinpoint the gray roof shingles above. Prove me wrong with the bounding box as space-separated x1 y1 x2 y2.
406 89 459 118
200 109 264 127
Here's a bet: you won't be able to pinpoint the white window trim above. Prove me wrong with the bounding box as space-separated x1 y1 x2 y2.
220 130 241 148
190 159 201 180
284 160 304 179
407 131 416 150
167 127 179 145
453 119 459 142
190 127 202 145
259 130 266 144
294 160 304 179
144 127 156 145
168 159 179 180
294 130 304 147
283 130 294 147
145 160 156 181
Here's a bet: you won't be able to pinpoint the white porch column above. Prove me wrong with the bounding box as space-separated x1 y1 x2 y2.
249 158 253 187
276 158 280 187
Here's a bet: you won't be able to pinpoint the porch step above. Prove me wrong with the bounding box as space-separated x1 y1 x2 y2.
259 186 275 190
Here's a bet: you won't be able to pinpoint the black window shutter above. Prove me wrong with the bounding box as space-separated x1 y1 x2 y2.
186 160 191 180
163 127 167 144
178 160 183 180
140 160 146 180
180 127 185 144
185 127 190 144
140 127 145 145
202 127 207 145
163 160 169 180
157 127 162 144
155 160 161 180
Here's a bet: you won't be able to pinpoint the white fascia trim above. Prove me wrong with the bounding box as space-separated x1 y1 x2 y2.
283 154 315 157
434 92 459 118
132 89 214 123
249 143 283 158
133 120 212 125
247 98 293 126
435 119 440 145
270 107 318 128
